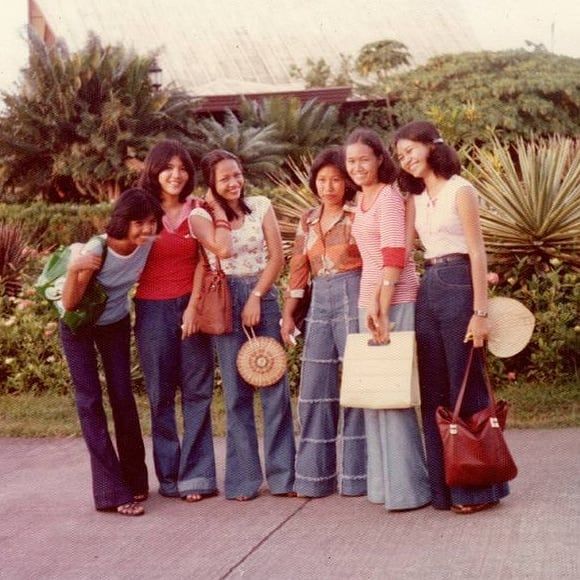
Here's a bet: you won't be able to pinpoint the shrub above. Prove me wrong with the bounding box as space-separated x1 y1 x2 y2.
489 256 579 383
0 202 111 249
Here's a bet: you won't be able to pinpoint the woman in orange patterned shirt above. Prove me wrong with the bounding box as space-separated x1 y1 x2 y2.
281 146 367 498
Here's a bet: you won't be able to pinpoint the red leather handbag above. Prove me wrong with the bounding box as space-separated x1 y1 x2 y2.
436 347 518 487
195 250 233 335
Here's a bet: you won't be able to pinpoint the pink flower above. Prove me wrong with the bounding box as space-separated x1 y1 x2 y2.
487 272 499 285
44 321 58 337
15 299 35 311
507 372 517 381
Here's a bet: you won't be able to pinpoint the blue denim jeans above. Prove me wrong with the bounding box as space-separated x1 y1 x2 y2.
295 270 366 497
359 304 431 510
213 276 296 499
135 295 216 497
59 316 148 510
416 261 510 509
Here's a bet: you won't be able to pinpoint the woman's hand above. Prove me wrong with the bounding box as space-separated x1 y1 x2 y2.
367 312 391 345
280 314 297 346
464 315 489 348
242 294 261 328
181 303 199 339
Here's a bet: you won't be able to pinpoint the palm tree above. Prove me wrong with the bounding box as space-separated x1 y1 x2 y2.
184 111 287 182
0 31 195 202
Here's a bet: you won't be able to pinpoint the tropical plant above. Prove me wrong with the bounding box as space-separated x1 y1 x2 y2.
0 31 195 202
239 97 341 165
468 135 580 267
289 54 354 88
269 156 317 256
0 221 31 297
390 50 580 143
355 39 411 87
184 110 287 182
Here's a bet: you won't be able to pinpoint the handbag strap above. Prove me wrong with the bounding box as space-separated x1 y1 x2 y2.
199 244 223 273
242 325 257 342
452 346 497 421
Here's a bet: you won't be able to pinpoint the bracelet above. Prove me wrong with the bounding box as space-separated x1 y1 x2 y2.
215 220 232 230
382 280 397 287
252 290 263 298
473 309 488 318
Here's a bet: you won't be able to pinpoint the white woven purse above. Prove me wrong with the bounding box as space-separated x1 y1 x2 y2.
340 331 420 409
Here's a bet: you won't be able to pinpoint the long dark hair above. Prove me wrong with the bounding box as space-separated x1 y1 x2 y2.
106 188 164 239
138 139 196 202
393 121 461 195
309 146 357 202
345 128 398 186
200 149 252 221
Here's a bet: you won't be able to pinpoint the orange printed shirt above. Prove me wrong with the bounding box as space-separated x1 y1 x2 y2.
286 204 362 299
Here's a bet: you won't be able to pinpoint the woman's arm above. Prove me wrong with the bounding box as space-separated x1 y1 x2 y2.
61 248 103 311
456 185 489 347
241 205 284 327
367 191 406 344
189 207 233 259
281 212 311 344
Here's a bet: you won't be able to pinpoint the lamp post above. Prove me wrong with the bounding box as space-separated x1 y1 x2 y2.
148 58 162 91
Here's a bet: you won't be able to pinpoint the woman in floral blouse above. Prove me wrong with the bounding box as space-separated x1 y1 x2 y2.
197 149 296 501
281 146 366 498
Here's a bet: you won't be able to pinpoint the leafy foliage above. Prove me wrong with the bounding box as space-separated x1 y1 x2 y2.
238 97 341 165
184 110 287 181
489 257 579 383
468 136 580 267
390 50 580 143
0 31 195 202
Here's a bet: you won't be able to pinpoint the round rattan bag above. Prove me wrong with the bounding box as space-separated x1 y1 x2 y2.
236 326 287 388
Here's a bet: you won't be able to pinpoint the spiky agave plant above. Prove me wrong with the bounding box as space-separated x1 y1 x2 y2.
269 156 318 258
468 136 580 268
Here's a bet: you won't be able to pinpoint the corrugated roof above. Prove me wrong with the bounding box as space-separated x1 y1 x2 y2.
33 0 480 95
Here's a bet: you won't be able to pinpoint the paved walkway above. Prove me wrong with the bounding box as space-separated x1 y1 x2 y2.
1 429 579 579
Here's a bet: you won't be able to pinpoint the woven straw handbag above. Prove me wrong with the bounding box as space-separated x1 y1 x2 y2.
236 326 287 388
340 331 420 409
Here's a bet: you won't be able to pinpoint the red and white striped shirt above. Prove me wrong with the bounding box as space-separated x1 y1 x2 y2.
351 184 418 308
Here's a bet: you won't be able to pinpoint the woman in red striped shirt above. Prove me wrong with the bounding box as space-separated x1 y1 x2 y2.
345 128 431 511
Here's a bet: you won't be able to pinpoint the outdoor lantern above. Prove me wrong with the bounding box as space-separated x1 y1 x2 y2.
148 59 162 90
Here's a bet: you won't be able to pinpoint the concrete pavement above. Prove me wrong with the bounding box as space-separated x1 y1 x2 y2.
1 429 579 579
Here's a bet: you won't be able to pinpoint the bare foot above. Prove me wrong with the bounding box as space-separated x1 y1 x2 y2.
116 502 145 516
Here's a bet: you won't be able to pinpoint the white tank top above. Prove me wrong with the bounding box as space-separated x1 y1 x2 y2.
415 174 473 259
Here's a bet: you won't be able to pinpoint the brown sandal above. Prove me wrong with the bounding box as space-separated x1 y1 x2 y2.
451 501 499 515
116 502 145 516
133 492 148 502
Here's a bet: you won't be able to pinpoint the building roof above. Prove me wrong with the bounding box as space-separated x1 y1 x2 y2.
32 0 480 96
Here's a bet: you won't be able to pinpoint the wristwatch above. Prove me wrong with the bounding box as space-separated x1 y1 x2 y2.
473 309 488 318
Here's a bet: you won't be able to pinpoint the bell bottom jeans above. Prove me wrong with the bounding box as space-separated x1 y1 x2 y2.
59 316 148 510
416 261 510 509
295 270 367 497
135 294 216 498
359 303 431 511
213 276 296 499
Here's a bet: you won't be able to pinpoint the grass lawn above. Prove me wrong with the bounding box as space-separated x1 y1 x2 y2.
0 380 577 437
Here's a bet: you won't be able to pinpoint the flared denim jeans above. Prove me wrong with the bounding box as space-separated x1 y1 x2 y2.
135 294 216 498
416 261 510 509
60 316 148 510
359 303 431 511
295 270 367 497
213 276 296 499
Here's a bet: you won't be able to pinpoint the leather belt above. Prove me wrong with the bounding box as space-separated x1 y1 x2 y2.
424 253 469 267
